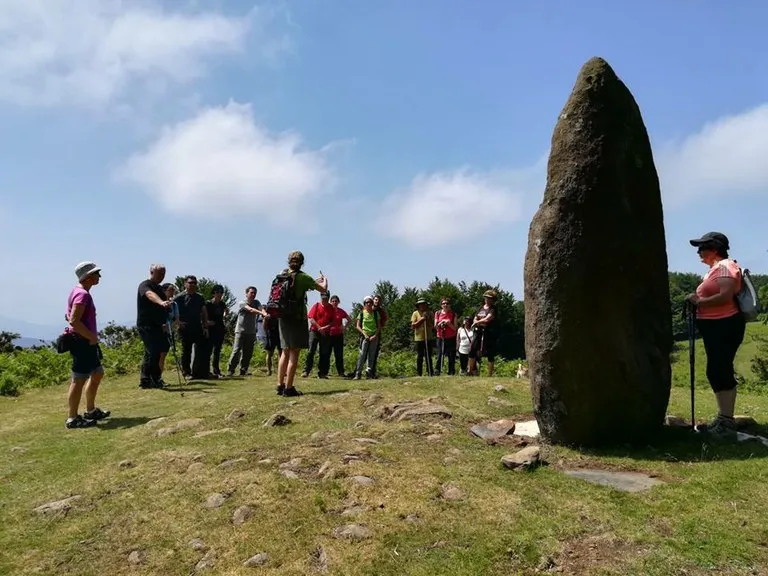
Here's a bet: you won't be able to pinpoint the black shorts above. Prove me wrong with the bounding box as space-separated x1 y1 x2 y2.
470 331 496 363
265 328 282 352
70 337 104 378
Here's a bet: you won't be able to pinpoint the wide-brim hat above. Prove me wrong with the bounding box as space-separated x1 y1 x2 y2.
416 298 427 305
75 261 101 282
483 289 497 300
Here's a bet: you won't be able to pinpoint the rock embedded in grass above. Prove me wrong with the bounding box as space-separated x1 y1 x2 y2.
189 538 208 552
243 553 269 567
333 524 371 540
439 484 465 501
204 493 227 508
232 505 255 526
195 550 217 571
118 459 133 469
217 458 247 469
362 393 383 407
501 446 541 471
145 417 169 428
127 550 143 565
193 428 234 438
350 475 375 487
226 408 246 421
263 414 291 427
33 495 82 515
470 419 517 441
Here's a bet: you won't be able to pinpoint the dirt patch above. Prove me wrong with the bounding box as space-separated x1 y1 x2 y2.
547 532 645 575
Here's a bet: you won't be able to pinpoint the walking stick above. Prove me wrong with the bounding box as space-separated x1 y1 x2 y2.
423 316 433 376
685 301 697 429
168 323 183 387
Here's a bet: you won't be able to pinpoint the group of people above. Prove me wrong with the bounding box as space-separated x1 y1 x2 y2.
60 234 751 438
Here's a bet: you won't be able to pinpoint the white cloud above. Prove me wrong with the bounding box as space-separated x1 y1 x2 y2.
377 166 540 248
0 0 274 108
117 101 336 222
655 103 768 206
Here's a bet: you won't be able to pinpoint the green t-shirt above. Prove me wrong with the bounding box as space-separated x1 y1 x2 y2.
292 271 317 317
360 309 378 336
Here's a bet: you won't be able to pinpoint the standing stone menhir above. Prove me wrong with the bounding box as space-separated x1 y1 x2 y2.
523 57 672 447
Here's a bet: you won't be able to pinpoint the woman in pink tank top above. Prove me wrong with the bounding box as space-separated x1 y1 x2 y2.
686 232 746 436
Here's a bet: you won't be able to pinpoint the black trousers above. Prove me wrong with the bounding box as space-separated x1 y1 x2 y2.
304 331 332 376
138 325 169 386
179 327 208 378
330 334 346 375
416 340 435 376
207 327 225 375
459 353 470 373
435 337 457 375
697 313 746 393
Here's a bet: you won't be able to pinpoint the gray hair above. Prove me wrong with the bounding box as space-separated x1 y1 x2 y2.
149 263 166 272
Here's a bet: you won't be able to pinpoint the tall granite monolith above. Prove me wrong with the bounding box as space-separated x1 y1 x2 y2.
523 57 672 447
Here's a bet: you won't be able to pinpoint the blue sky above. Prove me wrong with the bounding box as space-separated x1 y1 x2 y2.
1 0 767 338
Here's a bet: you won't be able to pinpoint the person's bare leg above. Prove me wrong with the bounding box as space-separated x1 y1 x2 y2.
68 377 87 418
715 389 737 418
267 350 273 376
84 370 104 412
277 349 288 386
488 361 495 377
285 349 300 389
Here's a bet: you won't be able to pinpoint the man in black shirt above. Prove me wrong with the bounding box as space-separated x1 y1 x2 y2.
136 264 173 389
204 285 229 377
174 275 210 379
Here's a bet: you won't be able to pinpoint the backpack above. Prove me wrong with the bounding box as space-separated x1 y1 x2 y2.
736 265 760 322
265 270 300 319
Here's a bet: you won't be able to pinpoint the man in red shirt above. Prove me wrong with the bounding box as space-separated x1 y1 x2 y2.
302 292 336 379
329 295 350 376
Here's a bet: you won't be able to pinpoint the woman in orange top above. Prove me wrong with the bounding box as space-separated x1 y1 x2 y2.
686 231 746 436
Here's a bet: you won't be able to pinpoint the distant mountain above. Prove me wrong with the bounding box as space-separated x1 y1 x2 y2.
0 316 61 341
13 337 52 349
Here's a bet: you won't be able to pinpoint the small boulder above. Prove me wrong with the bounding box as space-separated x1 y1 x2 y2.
243 553 269 567
439 484 465 501
195 550 217 572
187 462 205 473
145 417 169 428
204 493 227 508
470 419 516 441
494 385 507 393
189 538 208 551
279 458 302 470
350 475 375 487
226 409 247 421
127 550 143 565
232 505 255 526
263 414 291 427
333 524 371 540
281 470 299 480
218 458 247 469
118 460 134 469
174 418 204 430
501 446 541 471
33 495 82 515
317 460 333 477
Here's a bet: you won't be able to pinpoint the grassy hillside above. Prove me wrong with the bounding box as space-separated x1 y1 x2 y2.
2 368 768 575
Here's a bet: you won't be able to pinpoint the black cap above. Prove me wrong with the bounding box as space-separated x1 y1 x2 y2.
689 232 729 250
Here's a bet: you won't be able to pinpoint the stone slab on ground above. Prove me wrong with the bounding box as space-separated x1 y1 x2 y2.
563 469 665 492
470 419 516 441
512 419 540 439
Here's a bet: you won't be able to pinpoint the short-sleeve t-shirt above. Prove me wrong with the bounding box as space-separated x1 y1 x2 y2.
474 305 496 335
205 300 228 331
696 259 742 320
330 307 349 336
136 279 167 327
308 301 335 332
174 292 206 327
358 309 379 337
411 310 434 342
235 299 262 334
66 286 97 335
434 310 457 339
291 271 317 317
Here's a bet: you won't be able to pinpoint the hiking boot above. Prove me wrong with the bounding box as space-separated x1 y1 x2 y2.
276 383 285 396
83 407 110 421
317 374 329 379
301 372 309 378
66 415 97 429
705 415 737 437
283 387 303 397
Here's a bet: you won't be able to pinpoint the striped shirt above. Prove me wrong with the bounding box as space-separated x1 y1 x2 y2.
696 258 742 320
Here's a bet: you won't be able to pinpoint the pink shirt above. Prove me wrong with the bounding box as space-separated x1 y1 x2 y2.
66 286 97 335
330 307 349 336
696 259 741 320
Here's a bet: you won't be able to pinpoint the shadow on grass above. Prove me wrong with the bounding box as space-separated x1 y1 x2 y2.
98 416 156 430
578 425 768 463
299 388 361 396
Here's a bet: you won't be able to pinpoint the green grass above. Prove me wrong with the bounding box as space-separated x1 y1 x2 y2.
3 360 768 575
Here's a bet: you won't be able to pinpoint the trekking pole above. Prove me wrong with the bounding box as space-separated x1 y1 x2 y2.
168 326 183 387
422 318 432 376
684 301 697 429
